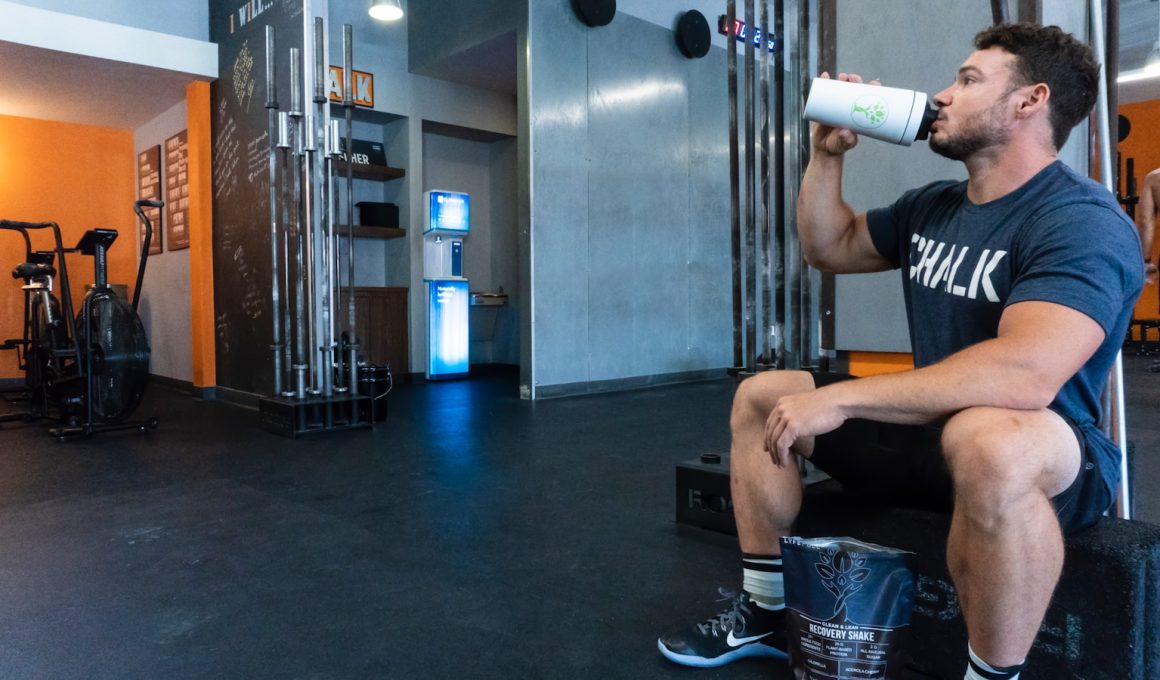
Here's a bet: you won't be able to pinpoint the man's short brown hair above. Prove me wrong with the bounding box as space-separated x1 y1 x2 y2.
974 23 1099 150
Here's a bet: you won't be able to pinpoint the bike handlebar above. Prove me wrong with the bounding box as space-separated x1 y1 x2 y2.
0 219 57 230
131 200 163 312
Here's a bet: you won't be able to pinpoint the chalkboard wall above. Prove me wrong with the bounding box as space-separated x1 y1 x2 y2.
209 0 305 395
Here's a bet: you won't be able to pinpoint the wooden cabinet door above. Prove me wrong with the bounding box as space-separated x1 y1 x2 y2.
340 287 408 374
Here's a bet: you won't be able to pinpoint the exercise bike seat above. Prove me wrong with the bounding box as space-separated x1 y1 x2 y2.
76 229 118 255
12 262 55 280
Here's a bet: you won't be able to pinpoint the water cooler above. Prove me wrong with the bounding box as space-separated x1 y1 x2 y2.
423 190 470 380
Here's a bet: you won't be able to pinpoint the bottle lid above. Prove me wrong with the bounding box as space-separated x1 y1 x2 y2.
915 103 938 141
900 93 933 146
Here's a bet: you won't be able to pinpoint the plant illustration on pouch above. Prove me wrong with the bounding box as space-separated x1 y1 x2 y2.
814 549 872 619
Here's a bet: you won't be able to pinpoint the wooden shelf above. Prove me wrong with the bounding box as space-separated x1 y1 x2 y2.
333 161 405 181
338 226 407 239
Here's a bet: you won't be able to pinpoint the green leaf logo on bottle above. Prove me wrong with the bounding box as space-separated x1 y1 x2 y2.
851 94 888 129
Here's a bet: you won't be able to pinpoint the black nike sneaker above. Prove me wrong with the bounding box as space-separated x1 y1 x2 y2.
657 589 788 667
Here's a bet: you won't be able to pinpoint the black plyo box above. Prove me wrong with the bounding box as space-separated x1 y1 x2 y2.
675 457 1160 677
795 485 1160 678
675 455 737 535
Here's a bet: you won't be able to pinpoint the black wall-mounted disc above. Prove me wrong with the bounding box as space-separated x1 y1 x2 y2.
676 10 711 59
1119 114 1131 143
574 0 616 27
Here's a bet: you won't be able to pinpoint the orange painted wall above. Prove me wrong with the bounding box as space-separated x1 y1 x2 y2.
847 351 914 377
0 115 135 378
1120 99 1160 321
186 82 215 388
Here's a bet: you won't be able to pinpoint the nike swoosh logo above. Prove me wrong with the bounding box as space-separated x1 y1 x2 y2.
726 630 772 647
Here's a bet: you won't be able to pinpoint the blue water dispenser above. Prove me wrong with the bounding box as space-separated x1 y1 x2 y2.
423 190 470 379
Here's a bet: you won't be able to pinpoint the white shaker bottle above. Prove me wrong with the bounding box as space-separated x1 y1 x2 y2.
804 78 938 146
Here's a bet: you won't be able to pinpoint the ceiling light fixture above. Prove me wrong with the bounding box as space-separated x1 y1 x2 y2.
368 0 403 22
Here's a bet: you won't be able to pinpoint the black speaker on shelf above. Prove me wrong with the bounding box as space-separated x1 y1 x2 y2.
676 10 711 59
573 0 615 27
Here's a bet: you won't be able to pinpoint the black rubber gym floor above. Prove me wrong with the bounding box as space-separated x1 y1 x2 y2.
0 357 1157 679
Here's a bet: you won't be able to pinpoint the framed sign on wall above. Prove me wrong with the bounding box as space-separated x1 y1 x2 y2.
165 130 190 251
137 145 163 254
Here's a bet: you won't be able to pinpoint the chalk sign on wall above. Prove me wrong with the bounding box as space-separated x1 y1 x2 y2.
137 145 163 254
209 0 303 395
165 130 190 251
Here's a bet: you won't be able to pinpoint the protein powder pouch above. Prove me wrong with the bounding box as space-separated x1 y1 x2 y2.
780 536 915 680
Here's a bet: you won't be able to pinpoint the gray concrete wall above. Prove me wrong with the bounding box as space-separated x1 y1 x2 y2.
134 100 193 383
524 2 732 396
407 0 522 78
833 0 1089 353
9 0 207 40
327 0 518 134
489 138 519 365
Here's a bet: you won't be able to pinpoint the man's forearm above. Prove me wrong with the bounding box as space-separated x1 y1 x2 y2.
1140 184 1156 260
824 339 1058 426
1140 214 1154 262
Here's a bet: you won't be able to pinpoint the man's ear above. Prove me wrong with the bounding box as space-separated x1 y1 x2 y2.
1015 83 1050 119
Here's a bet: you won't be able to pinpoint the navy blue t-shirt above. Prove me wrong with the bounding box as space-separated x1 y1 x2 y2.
865 160 1143 500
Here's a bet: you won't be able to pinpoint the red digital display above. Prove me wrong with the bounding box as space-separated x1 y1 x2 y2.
717 15 778 53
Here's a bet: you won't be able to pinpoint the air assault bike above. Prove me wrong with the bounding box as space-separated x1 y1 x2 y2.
0 200 162 438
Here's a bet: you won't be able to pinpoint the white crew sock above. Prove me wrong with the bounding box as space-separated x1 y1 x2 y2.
964 642 1024 680
741 553 784 611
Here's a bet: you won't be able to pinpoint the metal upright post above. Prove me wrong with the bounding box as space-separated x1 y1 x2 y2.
329 120 346 392
301 33 319 396
1089 0 1131 519
816 0 836 371
796 0 817 367
744 0 757 373
773 0 786 368
783 0 804 369
265 26 284 396
343 24 359 399
278 110 294 396
727 1 743 371
1106 0 1119 152
289 47 308 400
759 0 772 366
313 16 332 398
990 0 1010 25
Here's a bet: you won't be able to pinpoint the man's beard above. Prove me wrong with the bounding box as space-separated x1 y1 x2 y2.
929 93 1014 161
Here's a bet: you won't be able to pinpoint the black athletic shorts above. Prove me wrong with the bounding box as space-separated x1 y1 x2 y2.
807 372 1112 537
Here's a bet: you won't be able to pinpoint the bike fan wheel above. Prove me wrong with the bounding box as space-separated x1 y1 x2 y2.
80 291 150 423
